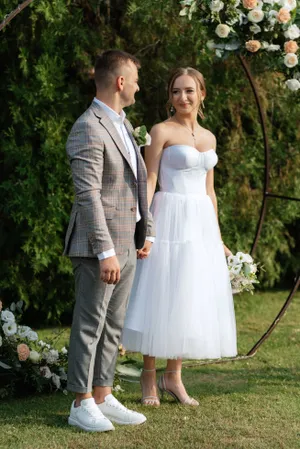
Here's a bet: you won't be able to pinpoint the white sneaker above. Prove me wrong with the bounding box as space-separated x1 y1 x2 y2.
98 394 147 425
68 398 115 432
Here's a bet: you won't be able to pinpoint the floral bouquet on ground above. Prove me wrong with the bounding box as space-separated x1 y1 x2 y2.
0 301 68 398
227 252 259 294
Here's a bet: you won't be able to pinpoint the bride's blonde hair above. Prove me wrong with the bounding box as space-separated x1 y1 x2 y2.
166 67 206 119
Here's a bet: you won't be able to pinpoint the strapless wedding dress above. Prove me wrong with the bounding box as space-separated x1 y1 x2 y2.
122 145 237 359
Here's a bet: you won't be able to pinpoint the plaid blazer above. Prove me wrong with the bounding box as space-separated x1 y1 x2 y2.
64 101 155 257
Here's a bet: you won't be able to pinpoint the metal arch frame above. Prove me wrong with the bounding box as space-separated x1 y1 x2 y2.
1 1 299 365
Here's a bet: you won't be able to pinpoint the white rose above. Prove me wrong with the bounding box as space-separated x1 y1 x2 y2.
27 330 38 341
1 310 15 323
18 325 31 338
52 373 61 389
207 40 216 50
280 0 297 10
61 346 68 355
2 321 17 336
284 53 298 68
248 9 264 23
215 24 231 38
210 0 224 12
29 350 41 363
249 24 262 34
266 44 281 51
285 79 300 91
40 366 52 379
264 0 276 4
284 24 300 40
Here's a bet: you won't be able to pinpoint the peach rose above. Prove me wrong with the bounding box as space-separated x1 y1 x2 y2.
284 40 299 54
277 8 291 24
245 40 261 53
17 343 30 361
243 0 257 9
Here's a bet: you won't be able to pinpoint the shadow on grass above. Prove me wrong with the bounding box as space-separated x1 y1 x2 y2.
1 366 299 430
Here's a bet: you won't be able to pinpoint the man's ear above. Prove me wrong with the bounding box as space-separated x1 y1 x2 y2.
116 75 125 91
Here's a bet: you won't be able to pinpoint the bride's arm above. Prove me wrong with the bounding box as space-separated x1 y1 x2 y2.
144 124 166 207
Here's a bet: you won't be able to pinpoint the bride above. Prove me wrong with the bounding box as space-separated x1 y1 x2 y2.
122 67 237 406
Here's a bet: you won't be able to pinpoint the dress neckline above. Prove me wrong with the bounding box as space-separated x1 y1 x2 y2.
164 144 215 155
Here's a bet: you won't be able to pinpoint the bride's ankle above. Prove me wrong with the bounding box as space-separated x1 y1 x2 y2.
164 370 182 382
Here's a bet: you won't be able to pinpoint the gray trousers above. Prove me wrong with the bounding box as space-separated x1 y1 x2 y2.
67 246 136 393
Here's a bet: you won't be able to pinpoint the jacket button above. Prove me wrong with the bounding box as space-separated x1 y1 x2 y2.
131 207 137 212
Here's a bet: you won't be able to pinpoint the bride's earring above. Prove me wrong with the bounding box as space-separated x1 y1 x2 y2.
170 106 175 114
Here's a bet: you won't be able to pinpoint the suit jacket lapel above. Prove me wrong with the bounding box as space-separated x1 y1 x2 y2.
91 103 135 174
124 120 146 181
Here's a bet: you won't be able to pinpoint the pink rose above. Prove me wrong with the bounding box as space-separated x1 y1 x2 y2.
17 343 30 361
284 40 299 54
277 8 291 24
243 0 257 9
245 40 261 52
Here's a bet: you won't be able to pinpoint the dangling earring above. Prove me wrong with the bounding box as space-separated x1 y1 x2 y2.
170 106 175 114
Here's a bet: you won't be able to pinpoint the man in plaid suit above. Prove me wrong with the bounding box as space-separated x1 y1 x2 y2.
64 50 155 432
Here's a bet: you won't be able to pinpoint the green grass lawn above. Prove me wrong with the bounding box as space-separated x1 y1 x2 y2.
1 290 300 449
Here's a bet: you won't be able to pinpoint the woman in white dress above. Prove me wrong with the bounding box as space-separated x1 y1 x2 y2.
122 67 237 406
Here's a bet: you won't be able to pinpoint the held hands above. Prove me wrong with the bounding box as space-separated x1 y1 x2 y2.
100 255 121 284
137 241 153 259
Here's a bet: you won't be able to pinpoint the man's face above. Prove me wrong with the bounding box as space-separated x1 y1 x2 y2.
119 60 140 107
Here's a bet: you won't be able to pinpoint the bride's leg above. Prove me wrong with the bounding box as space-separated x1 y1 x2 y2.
161 359 199 406
140 355 160 406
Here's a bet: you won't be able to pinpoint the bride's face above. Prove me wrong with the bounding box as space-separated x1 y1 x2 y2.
171 75 200 114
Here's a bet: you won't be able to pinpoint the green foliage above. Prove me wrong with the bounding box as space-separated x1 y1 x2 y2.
0 0 299 323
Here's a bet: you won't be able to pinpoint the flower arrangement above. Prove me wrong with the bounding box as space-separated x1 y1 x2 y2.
179 0 300 91
227 252 260 293
0 301 68 398
133 125 152 146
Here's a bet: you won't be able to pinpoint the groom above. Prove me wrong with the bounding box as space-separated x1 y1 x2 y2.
64 50 155 432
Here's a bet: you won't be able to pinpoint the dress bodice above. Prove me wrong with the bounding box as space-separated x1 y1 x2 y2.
158 145 218 196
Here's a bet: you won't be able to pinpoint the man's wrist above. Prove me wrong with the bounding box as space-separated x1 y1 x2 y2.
97 248 116 260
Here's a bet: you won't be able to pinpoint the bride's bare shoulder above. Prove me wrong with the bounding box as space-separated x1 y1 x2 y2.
199 126 217 149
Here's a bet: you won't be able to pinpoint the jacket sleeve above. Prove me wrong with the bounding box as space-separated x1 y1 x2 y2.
66 119 114 255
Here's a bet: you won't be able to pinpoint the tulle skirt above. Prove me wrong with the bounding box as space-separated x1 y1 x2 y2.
122 191 237 359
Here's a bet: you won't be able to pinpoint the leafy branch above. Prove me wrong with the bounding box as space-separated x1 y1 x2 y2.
0 0 34 32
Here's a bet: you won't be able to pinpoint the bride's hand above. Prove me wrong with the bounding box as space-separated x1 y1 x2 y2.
223 243 232 257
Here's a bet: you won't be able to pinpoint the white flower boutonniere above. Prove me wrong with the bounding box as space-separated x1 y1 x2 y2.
133 125 151 147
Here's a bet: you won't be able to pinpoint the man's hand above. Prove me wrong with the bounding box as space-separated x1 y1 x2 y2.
137 241 153 259
100 255 121 284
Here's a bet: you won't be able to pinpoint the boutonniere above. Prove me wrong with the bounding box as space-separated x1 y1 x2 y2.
132 125 151 147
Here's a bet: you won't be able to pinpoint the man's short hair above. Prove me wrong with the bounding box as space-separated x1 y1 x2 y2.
94 50 141 89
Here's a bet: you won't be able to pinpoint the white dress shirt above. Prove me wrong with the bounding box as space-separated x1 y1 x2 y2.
93 99 154 261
